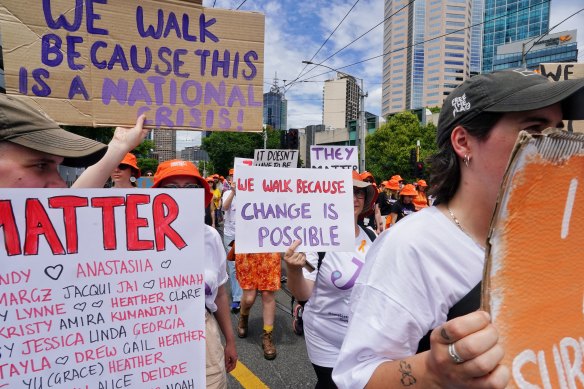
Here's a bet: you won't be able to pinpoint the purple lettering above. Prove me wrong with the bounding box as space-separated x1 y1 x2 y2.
243 51 258 80
41 34 63 67
199 14 218 43
212 50 230 78
194 49 211 76
69 75 89 100
148 76 165 105
248 85 262 106
156 107 174 127
136 6 163 39
173 49 189 78
108 44 129 70
258 227 269 247
227 86 246 107
128 78 152 106
67 35 85 70
130 46 152 74
155 47 173 76
32 69 51 97
90 40 108 69
181 80 202 106
218 108 231 129
86 0 109 35
204 81 225 106
43 0 83 31
102 78 128 105
163 12 181 39
189 108 202 127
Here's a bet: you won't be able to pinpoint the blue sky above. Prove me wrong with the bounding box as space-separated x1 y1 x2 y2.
178 0 583 149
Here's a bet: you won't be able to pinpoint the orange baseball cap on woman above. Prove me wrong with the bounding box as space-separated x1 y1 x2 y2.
152 159 212 206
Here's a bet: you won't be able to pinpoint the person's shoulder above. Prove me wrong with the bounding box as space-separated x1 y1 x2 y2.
204 224 222 243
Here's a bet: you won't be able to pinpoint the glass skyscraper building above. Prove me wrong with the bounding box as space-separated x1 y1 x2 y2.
263 78 287 131
482 0 550 73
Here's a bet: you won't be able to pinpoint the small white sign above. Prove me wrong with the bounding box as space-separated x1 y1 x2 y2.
310 145 358 170
234 166 354 253
254 149 298 168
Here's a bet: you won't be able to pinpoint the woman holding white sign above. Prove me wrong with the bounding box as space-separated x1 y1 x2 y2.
283 170 377 388
152 159 238 388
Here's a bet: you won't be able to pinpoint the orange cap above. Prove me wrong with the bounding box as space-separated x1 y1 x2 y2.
400 184 418 196
386 179 401 191
152 159 212 206
417 179 428 187
391 174 403 182
119 153 141 178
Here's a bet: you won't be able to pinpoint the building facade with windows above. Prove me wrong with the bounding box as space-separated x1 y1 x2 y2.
382 0 476 116
493 29 578 71
263 78 287 130
152 129 177 163
482 0 550 73
323 73 360 129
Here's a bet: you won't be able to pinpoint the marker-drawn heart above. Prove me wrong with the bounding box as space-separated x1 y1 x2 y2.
74 302 86 312
161 260 172 269
44 265 64 280
92 300 103 308
55 356 69 365
143 280 155 289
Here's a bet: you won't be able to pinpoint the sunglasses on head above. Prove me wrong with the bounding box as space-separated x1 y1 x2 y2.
161 183 201 189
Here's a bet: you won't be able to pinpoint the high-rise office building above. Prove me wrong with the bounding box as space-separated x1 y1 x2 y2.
323 73 360 129
263 77 287 130
382 0 474 116
482 0 550 73
152 128 177 163
493 29 578 70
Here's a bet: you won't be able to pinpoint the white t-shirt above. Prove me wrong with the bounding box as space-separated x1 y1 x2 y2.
333 206 485 389
302 227 374 367
222 190 236 237
204 225 228 312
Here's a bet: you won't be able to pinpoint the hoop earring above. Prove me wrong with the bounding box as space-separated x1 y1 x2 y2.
463 154 471 168
130 176 137 183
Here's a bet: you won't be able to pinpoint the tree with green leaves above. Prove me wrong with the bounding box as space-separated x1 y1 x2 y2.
366 111 437 183
202 127 283 175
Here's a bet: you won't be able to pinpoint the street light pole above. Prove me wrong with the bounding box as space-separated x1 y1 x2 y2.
302 60 367 171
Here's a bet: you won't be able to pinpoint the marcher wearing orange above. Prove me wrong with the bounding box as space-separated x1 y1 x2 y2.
382 179 401 229
413 179 430 211
152 160 237 387
235 251 281 360
360 171 384 232
110 153 140 188
389 183 418 225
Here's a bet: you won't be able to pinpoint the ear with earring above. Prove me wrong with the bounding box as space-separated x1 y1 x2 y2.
130 176 137 183
463 154 471 168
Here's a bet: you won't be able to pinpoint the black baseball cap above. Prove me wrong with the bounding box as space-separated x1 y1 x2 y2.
0 94 107 167
437 69 584 144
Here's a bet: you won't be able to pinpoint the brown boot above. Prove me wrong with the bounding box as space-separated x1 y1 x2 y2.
237 314 249 338
262 330 277 360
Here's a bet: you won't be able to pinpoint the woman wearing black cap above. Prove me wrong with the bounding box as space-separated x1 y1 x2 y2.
333 70 584 388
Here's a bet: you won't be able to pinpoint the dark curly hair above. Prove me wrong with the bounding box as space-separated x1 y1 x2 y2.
428 111 503 205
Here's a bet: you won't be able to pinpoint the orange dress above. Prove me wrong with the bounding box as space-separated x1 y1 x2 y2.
235 253 281 291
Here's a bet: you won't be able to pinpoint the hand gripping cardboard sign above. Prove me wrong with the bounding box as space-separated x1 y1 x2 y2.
484 129 584 388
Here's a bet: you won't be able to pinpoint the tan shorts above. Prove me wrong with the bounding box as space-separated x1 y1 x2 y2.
206 310 227 389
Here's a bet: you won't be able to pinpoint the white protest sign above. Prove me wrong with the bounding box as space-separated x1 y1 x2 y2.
234 166 354 253
253 149 298 168
0 189 205 388
310 146 358 170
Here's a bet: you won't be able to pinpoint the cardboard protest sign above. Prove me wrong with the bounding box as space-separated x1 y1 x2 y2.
310 146 358 170
0 1 264 131
234 165 354 253
484 129 584 388
0 189 206 388
254 149 298 168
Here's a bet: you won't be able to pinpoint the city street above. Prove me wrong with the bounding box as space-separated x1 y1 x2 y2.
225 269 317 388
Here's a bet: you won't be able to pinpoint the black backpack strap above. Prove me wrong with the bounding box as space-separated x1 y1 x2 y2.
317 252 325 272
416 281 482 353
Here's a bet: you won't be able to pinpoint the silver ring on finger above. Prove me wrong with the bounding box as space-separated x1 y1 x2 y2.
448 342 465 364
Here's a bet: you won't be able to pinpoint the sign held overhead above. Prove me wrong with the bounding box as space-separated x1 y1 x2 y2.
0 0 265 131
